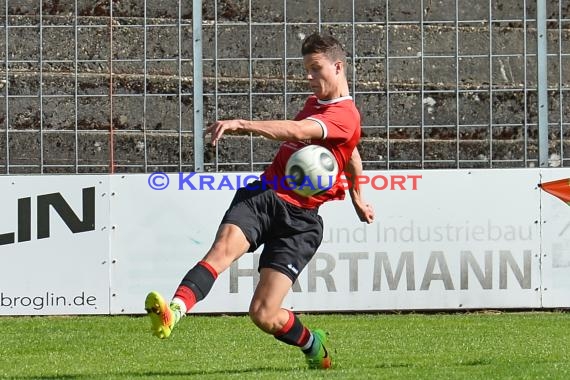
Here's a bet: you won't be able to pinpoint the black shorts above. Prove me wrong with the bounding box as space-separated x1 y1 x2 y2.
221 181 324 282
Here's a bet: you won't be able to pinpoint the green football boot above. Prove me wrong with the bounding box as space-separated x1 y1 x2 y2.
305 329 332 369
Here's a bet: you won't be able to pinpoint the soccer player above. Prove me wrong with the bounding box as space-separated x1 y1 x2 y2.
145 32 375 370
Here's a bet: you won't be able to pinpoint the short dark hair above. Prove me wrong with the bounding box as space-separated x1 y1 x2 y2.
301 33 346 64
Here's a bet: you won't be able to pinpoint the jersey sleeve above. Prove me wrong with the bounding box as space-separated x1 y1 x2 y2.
308 105 360 144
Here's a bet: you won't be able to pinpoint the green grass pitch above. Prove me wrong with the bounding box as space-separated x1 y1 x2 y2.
1 312 569 379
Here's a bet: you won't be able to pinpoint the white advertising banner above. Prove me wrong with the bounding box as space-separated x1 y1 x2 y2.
109 169 542 314
1 169 566 315
108 173 236 314
539 169 570 308
0 175 111 315
313 169 541 311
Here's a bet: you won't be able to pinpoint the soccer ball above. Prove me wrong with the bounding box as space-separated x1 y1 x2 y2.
285 145 339 197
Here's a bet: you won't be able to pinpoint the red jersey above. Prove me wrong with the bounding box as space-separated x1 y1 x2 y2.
261 95 361 209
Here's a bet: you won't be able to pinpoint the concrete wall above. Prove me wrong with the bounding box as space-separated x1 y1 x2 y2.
0 0 569 172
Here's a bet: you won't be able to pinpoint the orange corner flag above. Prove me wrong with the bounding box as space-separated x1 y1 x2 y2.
539 178 570 205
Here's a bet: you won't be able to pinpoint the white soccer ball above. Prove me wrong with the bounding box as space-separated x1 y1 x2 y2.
285 145 339 197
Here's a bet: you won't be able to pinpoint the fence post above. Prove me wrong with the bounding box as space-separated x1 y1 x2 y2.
193 0 204 172
537 0 549 167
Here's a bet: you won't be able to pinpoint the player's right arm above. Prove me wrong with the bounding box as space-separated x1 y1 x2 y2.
345 147 375 223
206 119 324 146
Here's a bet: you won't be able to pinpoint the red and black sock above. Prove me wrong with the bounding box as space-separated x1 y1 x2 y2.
173 261 218 312
274 310 313 350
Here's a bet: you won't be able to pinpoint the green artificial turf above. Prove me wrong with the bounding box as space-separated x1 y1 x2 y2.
0 312 569 379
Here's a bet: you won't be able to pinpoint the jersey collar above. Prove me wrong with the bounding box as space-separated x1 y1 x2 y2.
316 95 353 105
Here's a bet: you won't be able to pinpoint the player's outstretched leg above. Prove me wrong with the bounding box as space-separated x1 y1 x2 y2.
304 329 332 369
144 291 182 339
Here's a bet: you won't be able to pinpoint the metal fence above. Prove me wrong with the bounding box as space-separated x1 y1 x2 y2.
0 0 568 174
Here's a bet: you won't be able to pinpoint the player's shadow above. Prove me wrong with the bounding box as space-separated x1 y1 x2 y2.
10 366 295 379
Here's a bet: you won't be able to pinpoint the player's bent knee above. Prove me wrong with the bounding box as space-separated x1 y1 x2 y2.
248 302 278 333
248 302 264 325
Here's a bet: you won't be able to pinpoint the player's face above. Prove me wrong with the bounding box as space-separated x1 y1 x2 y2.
303 53 341 100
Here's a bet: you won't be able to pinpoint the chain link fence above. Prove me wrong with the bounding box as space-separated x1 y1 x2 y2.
0 0 568 174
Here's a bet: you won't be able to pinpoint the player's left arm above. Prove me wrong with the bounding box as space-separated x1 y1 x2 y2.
345 147 375 224
206 119 324 146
